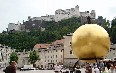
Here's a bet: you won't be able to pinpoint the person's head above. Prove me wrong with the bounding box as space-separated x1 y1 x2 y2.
94 65 98 69
10 61 17 66
110 66 114 71
115 66 116 69
101 67 105 72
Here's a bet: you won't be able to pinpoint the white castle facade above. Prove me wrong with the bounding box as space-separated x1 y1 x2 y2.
8 5 96 32
30 5 96 22
8 22 21 32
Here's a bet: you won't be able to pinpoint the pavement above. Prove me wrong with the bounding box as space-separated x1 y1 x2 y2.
0 68 94 73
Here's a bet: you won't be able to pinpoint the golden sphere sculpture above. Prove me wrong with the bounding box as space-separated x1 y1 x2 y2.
72 24 110 63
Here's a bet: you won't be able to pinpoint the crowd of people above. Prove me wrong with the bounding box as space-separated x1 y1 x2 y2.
54 60 116 73
85 60 116 73
2 60 116 73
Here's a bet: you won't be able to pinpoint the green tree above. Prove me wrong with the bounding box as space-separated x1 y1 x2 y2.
9 52 18 64
111 26 116 44
111 18 116 44
29 50 39 64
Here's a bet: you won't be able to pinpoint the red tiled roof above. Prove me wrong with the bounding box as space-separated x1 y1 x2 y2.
52 39 64 45
34 44 51 49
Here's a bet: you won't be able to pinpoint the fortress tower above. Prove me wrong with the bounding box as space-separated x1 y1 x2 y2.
90 10 96 19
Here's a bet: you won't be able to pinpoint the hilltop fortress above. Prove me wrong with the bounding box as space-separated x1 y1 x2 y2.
8 5 97 32
30 5 96 22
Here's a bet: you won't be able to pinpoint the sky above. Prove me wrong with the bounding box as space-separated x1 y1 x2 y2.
0 0 116 32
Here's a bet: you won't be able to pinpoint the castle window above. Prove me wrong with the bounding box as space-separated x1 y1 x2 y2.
70 50 72 54
56 55 57 58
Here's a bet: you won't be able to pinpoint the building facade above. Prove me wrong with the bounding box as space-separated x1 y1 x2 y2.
25 5 96 22
52 5 95 22
22 16 46 32
8 22 21 32
104 44 116 60
0 44 14 68
54 5 80 22
34 39 64 69
63 34 78 68
17 51 30 67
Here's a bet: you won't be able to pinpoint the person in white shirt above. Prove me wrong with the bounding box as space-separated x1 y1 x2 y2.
54 64 62 73
108 66 115 73
94 65 100 73
114 66 116 72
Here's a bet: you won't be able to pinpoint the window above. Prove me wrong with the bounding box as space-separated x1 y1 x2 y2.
70 42 72 46
53 55 54 58
51 56 52 58
61 55 62 58
56 60 57 62
48 60 49 62
45 60 46 62
48 56 49 58
61 50 62 52
51 60 52 62
56 55 57 58
48 51 49 53
70 50 72 54
45 56 46 58
56 50 57 52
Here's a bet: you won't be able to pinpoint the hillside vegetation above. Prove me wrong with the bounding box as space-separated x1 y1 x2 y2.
0 17 115 51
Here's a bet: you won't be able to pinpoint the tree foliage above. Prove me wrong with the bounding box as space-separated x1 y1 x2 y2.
0 17 115 51
29 50 39 64
0 17 81 51
111 18 116 44
9 52 18 64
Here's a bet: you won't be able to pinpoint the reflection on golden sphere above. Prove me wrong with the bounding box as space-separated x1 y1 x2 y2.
72 24 110 63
